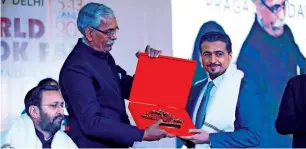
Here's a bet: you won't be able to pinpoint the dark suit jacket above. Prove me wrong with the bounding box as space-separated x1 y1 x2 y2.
236 16 306 148
185 78 263 148
59 39 144 148
275 74 306 148
237 16 306 105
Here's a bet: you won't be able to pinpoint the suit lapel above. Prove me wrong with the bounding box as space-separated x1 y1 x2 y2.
186 79 208 117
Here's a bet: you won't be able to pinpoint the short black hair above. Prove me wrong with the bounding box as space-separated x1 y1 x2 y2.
199 31 232 54
37 78 58 87
24 85 60 117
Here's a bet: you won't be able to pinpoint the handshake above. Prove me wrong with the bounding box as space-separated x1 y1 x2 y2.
142 120 175 141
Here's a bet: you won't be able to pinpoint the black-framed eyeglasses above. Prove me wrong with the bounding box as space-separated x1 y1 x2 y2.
91 26 119 37
260 0 287 14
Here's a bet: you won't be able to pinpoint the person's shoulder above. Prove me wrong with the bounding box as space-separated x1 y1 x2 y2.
190 78 207 94
240 78 260 95
193 78 207 87
61 45 95 74
284 24 293 34
283 25 296 40
65 48 91 64
60 53 93 78
288 74 306 85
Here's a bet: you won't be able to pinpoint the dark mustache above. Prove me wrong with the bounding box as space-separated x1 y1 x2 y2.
53 115 64 122
272 27 281 31
207 63 221 67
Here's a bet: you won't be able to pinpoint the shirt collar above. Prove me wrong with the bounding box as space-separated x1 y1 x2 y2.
207 73 224 88
82 37 89 46
35 128 53 143
77 38 109 58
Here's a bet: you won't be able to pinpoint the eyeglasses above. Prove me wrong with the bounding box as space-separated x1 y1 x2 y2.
42 102 66 110
260 0 287 14
91 26 119 37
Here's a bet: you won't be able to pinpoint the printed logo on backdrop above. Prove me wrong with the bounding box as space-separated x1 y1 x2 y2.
51 0 84 38
1 0 86 78
1 0 44 6
203 0 305 19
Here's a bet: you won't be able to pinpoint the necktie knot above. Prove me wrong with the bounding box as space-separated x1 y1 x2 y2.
207 81 214 90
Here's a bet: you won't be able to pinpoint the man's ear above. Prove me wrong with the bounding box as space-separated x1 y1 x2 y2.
29 105 40 119
229 52 233 61
253 0 263 19
84 27 93 42
253 0 260 6
198 53 203 68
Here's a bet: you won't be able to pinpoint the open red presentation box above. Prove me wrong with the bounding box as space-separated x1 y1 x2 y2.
129 53 196 136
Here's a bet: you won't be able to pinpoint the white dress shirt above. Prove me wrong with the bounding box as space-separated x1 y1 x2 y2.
192 74 225 123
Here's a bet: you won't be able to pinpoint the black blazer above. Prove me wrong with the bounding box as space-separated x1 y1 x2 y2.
59 39 144 148
275 74 306 148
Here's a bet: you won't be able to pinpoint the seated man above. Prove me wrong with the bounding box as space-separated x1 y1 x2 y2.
2 85 77 148
180 31 263 148
275 74 306 148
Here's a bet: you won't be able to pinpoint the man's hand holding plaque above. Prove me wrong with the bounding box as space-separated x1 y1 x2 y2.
143 119 175 141
129 53 197 136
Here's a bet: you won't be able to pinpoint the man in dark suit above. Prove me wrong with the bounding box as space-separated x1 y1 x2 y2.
275 74 306 148
59 2 172 148
180 31 263 148
237 0 306 147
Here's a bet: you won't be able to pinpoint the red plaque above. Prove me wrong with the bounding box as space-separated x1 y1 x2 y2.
129 53 196 136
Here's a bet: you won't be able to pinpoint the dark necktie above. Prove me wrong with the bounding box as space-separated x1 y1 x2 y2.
195 81 214 128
